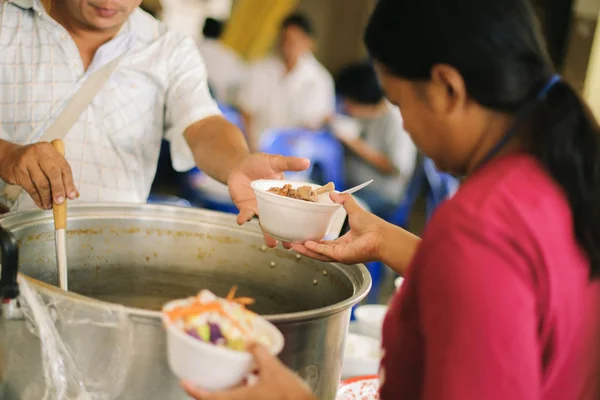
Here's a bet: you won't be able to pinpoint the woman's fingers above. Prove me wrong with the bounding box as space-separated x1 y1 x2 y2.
330 193 363 215
292 244 335 262
303 241 340 260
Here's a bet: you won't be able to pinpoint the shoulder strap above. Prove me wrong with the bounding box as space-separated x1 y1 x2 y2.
2 54 125 203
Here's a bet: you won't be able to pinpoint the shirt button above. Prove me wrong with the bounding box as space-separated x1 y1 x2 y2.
61 34 68 41
36 11 42 17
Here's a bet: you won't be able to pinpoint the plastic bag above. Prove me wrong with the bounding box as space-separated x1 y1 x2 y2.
1 276 134 400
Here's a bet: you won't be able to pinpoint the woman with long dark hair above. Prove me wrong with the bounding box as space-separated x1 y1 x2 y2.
183 0 600 399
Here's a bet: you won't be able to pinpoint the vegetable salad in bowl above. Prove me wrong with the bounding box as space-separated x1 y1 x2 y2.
162 287 284 391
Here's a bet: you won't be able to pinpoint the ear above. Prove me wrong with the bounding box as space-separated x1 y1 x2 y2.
428 64 468 115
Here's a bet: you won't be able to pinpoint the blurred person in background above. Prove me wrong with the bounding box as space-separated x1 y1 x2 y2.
183 0 600 399
238 13 335 151
199 18 246 104
0 0 308 248
333 62 417 218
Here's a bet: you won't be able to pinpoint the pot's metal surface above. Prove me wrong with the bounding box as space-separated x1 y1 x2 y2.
0 204 370 400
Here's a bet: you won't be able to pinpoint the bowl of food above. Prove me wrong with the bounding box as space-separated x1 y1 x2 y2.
162 287 284 392
342 333 381 379
251 179 345 243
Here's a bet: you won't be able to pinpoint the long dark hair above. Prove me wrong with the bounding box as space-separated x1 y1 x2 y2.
365 0 600 278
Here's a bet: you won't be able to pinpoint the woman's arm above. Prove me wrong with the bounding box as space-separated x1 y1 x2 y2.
341 137 398 175
378 222 421 276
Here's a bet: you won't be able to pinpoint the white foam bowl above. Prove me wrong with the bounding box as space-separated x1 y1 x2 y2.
251 179 345 243
342 333 381 379
162 298 284 392
353 304 388 340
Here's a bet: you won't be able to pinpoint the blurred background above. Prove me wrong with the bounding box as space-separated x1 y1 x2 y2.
143 0 600 303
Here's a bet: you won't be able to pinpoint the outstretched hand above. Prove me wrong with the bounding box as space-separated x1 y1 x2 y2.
293 193 387 264
228 153 310 248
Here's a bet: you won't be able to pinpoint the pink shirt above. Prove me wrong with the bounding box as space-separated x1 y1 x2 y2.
380 154 600 400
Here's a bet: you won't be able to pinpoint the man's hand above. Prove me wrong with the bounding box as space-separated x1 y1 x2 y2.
0 141 79 210
182 344 317 400
228 153 310 247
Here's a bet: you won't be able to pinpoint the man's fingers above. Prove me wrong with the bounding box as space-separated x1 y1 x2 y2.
29 164 53 209
236 208 256 225
21 175 44 210
269 155 310 173
262 231 278 248
55 158 78 199
38 158 66 205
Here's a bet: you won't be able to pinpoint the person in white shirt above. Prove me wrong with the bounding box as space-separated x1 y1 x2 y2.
198 18 246 104
0 0 307 247
332 63 417 218
238 13 335 151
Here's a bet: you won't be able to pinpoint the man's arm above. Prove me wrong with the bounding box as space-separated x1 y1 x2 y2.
239 110 258 153
341 137 398 175
184 116 250 184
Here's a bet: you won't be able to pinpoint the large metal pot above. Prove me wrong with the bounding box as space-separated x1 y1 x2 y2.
0 204 370 400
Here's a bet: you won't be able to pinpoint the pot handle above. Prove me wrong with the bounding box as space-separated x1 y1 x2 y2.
0 224 19 301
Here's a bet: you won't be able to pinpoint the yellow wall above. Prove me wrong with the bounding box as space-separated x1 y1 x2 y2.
221 0 375 73
221 0 298 61
583 13 600 119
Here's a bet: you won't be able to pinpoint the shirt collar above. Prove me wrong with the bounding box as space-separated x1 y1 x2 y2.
8 0 42 12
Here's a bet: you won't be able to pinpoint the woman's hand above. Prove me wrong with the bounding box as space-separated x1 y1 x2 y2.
292 193 388 264
182 344 316 400
293 193 421 276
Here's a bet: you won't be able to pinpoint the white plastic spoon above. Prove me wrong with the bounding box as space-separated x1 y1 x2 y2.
315 180 374 196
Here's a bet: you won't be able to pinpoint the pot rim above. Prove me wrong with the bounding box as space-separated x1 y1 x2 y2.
1 203 372 323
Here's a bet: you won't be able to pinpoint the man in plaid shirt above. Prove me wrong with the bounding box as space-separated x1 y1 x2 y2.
0 0 307 246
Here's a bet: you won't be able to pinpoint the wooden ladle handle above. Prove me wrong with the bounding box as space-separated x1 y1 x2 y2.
51 139 67 230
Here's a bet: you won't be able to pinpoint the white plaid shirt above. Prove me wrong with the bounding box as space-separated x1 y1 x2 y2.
0 0 221 211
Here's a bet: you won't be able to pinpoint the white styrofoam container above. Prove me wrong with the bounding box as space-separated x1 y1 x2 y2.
162 299 284 392
251 179 345 243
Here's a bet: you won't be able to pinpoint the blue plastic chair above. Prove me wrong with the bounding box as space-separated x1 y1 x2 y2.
259 128 346 189
422 157 460 221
